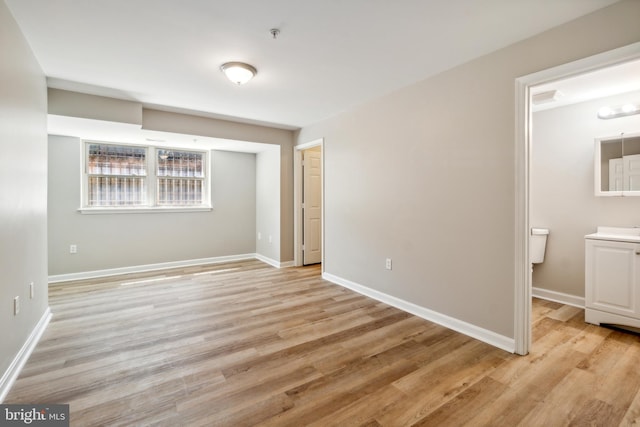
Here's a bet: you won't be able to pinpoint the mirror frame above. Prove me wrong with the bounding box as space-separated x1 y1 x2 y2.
595 131 640 196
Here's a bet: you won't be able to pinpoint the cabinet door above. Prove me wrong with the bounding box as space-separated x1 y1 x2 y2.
585 239 640 317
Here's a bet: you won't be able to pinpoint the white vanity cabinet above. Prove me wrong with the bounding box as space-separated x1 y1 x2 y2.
585 227 640 328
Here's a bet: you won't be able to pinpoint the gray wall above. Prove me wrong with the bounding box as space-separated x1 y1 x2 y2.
49 89 294 262
143 108 295 263
48 135 257 275
48 91 296 264
296 0 640 338
0 0 48 390
532 90 640 297
256 148 281 261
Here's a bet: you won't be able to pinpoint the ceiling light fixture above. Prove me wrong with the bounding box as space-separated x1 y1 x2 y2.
220 62 257 85
598 103 640 119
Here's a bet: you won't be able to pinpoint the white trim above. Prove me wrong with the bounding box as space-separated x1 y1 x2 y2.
514 41 640 356
514 78 531 356
49 253 297 283
78 206 213 214
255 253 294 268
48 254 256 283
294 139 324 270
0 308 51 403
532 287 585 308
323 272 515 353
295 138 324 151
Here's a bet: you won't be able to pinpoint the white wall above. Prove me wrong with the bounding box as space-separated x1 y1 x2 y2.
532 90 640 298
256 148 281 262
0 0 48 396
48 135 257 276
296 0 640 339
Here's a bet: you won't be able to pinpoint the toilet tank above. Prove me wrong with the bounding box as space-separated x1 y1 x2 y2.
531 228 549 264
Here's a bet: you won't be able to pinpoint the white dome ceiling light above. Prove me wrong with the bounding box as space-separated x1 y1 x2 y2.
220 62 257 85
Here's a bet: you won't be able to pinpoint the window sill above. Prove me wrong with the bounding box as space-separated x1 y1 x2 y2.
78 206 213 215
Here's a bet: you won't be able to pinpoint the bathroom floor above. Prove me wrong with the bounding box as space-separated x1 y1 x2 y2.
520 298 640 426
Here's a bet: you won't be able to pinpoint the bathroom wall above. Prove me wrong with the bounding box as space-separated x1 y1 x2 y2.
532 89 640 298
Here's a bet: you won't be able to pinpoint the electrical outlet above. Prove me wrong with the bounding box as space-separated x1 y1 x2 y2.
70 244 77 254
258 232 262 240
385 258 392 270
269 235 272 244
29 282 34 299
13 296 20 315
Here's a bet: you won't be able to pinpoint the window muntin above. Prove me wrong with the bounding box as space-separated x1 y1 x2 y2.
83 142 209 211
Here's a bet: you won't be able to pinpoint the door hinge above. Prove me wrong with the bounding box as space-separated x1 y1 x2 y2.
302 202 305 209
302 244 305 250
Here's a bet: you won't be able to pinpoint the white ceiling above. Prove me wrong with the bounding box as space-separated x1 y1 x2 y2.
5 0 621 130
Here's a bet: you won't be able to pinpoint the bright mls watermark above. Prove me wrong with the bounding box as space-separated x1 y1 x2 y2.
0 405 69 426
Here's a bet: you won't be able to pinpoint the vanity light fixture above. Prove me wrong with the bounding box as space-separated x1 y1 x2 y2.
220 62 257 85
598 103 640 120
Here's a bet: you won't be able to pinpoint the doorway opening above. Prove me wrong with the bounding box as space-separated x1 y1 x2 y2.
515 42 640 355
294 139 324 268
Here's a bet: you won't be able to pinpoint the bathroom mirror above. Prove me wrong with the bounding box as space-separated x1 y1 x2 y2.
595 133 640 196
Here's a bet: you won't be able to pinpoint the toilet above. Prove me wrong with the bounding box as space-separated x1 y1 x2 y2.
530 228 549 265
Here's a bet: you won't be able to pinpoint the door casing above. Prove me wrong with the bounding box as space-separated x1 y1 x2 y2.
514 41 640 355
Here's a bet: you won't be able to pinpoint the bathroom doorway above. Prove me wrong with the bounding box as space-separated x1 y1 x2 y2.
515 42 640 355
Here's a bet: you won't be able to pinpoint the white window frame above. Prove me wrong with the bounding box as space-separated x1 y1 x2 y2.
79 140 212 214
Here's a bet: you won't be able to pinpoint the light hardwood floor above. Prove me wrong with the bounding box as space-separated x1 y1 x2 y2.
6 260 640 426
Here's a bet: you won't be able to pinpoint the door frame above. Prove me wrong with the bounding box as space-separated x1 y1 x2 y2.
514 41 640 355
294 138 324 268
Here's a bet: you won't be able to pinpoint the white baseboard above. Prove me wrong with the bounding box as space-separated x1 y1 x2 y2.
532 287 585 308
322 273 515 353
48 254 257 283
0 308 51 403
49 253 297 283
255 254 294 269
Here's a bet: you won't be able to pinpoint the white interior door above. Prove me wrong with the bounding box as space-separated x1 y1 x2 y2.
303 149 322 265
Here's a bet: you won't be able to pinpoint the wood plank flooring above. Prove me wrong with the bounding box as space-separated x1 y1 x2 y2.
6 260 640 426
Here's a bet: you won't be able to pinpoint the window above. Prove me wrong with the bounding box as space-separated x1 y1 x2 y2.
157 149 205 205
86 144 147 206
83 142 210 212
